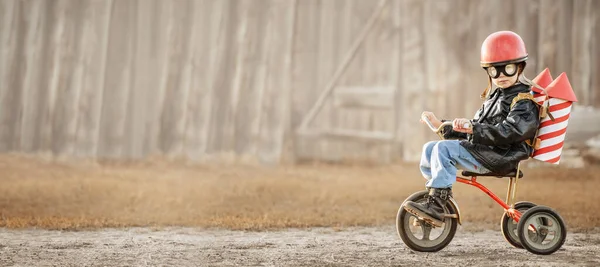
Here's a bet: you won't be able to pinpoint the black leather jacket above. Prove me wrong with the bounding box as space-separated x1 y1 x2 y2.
442 83 540 174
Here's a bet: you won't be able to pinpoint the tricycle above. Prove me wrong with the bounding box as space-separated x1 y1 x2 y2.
396 115 567 255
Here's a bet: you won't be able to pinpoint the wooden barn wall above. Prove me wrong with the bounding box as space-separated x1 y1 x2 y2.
0 0 598 163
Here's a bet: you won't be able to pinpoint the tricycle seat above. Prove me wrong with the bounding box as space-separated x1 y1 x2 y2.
461 169 523 178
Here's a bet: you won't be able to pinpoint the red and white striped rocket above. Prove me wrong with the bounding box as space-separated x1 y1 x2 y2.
530 69 578 164
531 68 553 105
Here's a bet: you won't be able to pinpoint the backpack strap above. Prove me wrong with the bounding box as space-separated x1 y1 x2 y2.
511 92 542 150
511 92 537 108
511 92 553 119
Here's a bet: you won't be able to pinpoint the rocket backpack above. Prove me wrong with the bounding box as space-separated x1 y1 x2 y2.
523 68 578 164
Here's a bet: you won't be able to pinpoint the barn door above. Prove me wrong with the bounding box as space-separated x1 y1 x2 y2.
295 0 402 162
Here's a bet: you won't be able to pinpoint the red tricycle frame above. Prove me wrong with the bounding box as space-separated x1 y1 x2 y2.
456 163 523 223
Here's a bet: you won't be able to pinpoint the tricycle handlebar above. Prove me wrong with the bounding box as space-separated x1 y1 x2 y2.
421 114 453 139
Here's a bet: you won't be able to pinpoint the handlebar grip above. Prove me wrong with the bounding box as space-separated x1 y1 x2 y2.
421 114 436 131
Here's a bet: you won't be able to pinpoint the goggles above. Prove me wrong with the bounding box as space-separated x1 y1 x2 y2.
484 63 518 78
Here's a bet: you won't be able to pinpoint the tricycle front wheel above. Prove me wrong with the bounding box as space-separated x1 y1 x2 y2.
517 205 567 255
397 190 458 252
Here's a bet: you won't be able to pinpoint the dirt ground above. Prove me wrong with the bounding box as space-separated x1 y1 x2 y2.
1 154 600 266
1 226 600 266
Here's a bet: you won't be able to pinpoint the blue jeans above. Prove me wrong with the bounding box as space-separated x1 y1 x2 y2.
420 140 490 188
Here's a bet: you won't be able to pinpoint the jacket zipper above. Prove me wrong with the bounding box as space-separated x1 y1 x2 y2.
478 89 502 123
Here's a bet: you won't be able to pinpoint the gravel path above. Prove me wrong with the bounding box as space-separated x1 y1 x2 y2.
1 226 599 266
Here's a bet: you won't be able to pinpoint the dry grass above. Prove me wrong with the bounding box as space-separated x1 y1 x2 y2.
0 154 598 231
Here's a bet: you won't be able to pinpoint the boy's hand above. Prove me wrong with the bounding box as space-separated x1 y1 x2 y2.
420 111 442 128
453 118 473 134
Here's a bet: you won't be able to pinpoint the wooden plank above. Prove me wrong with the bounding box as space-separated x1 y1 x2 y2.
333 0 354 147
183 0 210 160
337 0 360 132
208 0 248 155
38 0 69 154
27 1 58 153
191 0 228 159
556 0 574 75
537 1 560 75
141 0 172 157
391 0 403 160
231 0 268 156
49 0 89 156
96 0 136 158
592 0 600 107
0 0 16 149
333 86 394 109
317 0 339 161
72 0 112 158
447 0 481 119
155 0 195 156
372 53 394 159
120 0 153 159
290 0 321 160
370 9 391 163
339 0 371 161
445 0 465 120
535 0 574 84
279 0 299 163
373 2 396 152
0 0 24 151
256 0 297 163
400 0 427 161
570 0 593 107
290 0 319 129
354 0 379 162
24 1 60 154
18 0 47 152
204 0 239 154
0 0 13 70
422 0 448 125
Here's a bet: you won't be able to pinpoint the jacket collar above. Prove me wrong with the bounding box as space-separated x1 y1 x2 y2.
490 83 528 98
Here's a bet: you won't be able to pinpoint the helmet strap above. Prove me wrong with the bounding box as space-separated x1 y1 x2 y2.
519 74 549 96
480 76 493 99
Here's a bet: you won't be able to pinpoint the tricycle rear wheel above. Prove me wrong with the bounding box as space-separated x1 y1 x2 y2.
517 205 567 255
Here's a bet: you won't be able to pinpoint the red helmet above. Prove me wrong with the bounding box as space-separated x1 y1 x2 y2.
480 31 528 67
